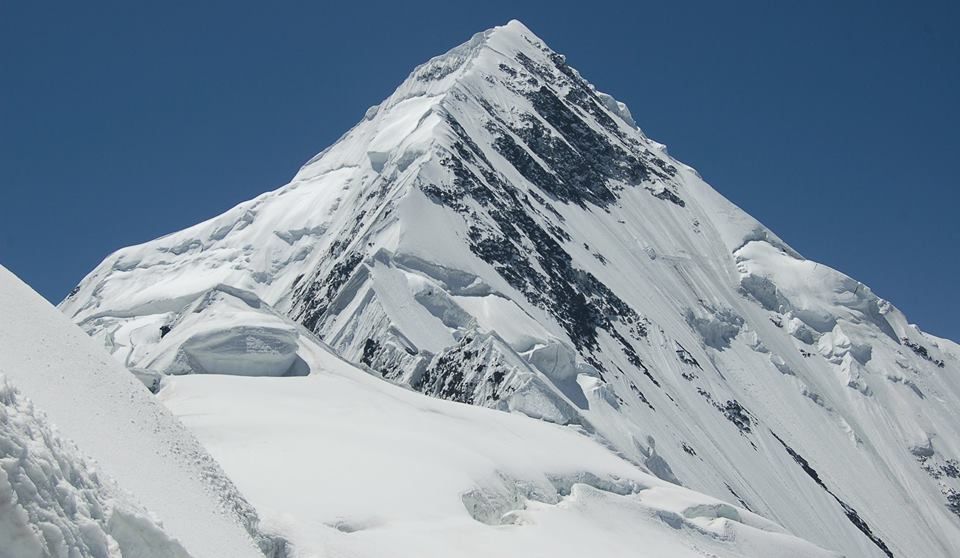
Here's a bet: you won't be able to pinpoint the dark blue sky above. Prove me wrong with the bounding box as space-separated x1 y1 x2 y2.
2 1 958 341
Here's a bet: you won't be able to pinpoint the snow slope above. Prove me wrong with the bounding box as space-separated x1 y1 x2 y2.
62 20 960 557
159 359 838 558
0 266 275 558
0 375 192 558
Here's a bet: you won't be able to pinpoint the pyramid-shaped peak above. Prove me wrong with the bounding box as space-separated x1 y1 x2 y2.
402 19 549 86
58 13 960 558
487 19 538 41
291 18 643 184
458 19 542 50
482 19 554 59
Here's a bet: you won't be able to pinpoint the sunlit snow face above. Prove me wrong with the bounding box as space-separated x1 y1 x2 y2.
53 18 960 558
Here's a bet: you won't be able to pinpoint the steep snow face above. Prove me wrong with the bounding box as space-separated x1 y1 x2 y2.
0 376 193 558
0 267 275 558
158 360 839 558
62 20 960 557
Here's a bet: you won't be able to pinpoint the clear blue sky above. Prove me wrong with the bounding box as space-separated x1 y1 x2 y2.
2 1 957 341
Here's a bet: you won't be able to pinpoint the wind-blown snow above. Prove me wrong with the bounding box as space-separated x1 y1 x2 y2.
61 19 960 558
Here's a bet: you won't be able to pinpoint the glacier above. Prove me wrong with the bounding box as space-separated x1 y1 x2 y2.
57 20 960 557
0 266 839 558
159 368 839 558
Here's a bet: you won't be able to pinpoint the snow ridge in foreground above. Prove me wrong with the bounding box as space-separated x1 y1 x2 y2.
0 266 276 558
0 375 191 558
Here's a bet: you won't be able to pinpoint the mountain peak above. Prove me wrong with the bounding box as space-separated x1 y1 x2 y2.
291 20 546 179
61 21 960 558
498 18 535 35
294 18 642 185
483 18 542 51
384 18 549 104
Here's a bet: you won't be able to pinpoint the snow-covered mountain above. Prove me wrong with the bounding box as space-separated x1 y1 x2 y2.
60 20 960 557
